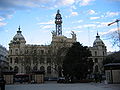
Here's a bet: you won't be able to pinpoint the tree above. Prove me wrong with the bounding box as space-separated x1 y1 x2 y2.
46 45 69 77
62 42 92 81
109 31 120 49
103 51 120 65
107 19 120 49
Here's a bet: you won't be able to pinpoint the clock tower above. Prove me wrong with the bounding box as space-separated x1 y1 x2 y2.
55 10 62 36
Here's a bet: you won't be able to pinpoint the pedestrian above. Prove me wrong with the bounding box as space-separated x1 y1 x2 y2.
94 74 98 83
99 74 102 83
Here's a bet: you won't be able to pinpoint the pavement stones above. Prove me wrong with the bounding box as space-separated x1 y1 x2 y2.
6 82 120 90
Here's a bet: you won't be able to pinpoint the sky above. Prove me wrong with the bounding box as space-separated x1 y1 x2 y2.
0 0 120 52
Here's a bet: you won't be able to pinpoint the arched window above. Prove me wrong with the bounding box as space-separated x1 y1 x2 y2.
26 66 31 74
40 66 45 71
47 66 51 74
33 66 37 71
14 66 19 72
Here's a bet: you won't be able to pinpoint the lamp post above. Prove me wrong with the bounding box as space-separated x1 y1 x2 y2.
110 66 113 84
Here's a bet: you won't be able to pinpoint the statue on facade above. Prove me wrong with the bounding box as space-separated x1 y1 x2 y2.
71 31 76 40
51 30 56 37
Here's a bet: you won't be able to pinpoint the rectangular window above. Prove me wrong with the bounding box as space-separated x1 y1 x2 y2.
10 58 12 64
95 58 98 63
15 57 18 64
15 49 18 54
40 58 44 63
95 51 97 56
103 52 104 56
47 58 51 63
10 50 12 54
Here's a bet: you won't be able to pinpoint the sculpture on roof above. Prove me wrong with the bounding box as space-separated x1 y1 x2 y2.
71 31 76 40
51 30 56 37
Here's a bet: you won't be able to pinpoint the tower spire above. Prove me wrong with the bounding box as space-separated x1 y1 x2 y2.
18 25 21 31
17 25 22 33
96 30 100 38
55 10 62 36
97 30 98 36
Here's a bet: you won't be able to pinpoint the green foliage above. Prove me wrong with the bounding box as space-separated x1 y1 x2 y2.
62 42 92 80
103 51 120 65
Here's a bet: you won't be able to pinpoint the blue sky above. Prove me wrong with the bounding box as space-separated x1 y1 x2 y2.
0 0 120 52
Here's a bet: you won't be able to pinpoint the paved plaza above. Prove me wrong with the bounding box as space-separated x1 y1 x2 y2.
6 82 120 90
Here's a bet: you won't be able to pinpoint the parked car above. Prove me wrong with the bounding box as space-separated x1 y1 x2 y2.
48 77 58 81
57 77 65 83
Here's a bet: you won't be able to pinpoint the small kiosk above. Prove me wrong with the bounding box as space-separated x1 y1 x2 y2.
104 63 120 84
3 71 16 84
32 70 45 84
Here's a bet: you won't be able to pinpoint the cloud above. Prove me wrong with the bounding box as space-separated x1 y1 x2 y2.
72 20 83 23
55 0 75 6
0 0 76 23
90 17 100 20
91 21 111 28
0 22 7 27
79 0 95 6
83 24 96 28
65 30 82 34
109 0 120 2
100 28 118 35
38 20 54 25
40 25 54 29
0 17 5 21
105 11 120 17
88 10 96 15
71 11 78 16
70 5 77 9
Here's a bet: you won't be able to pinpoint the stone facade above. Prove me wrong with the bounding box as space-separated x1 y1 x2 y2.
8 10 107 78
89 33 107 74
8 29 76 78
0 45 8 76
8 10 76 78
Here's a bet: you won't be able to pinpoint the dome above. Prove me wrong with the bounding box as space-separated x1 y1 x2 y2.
13 26 26 43
93 33 104 46
13 31 25 41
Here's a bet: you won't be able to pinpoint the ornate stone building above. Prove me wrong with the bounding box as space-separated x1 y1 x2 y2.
8 10 107 78
89 33 107 74
0 45 8 76
8 10 76 78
